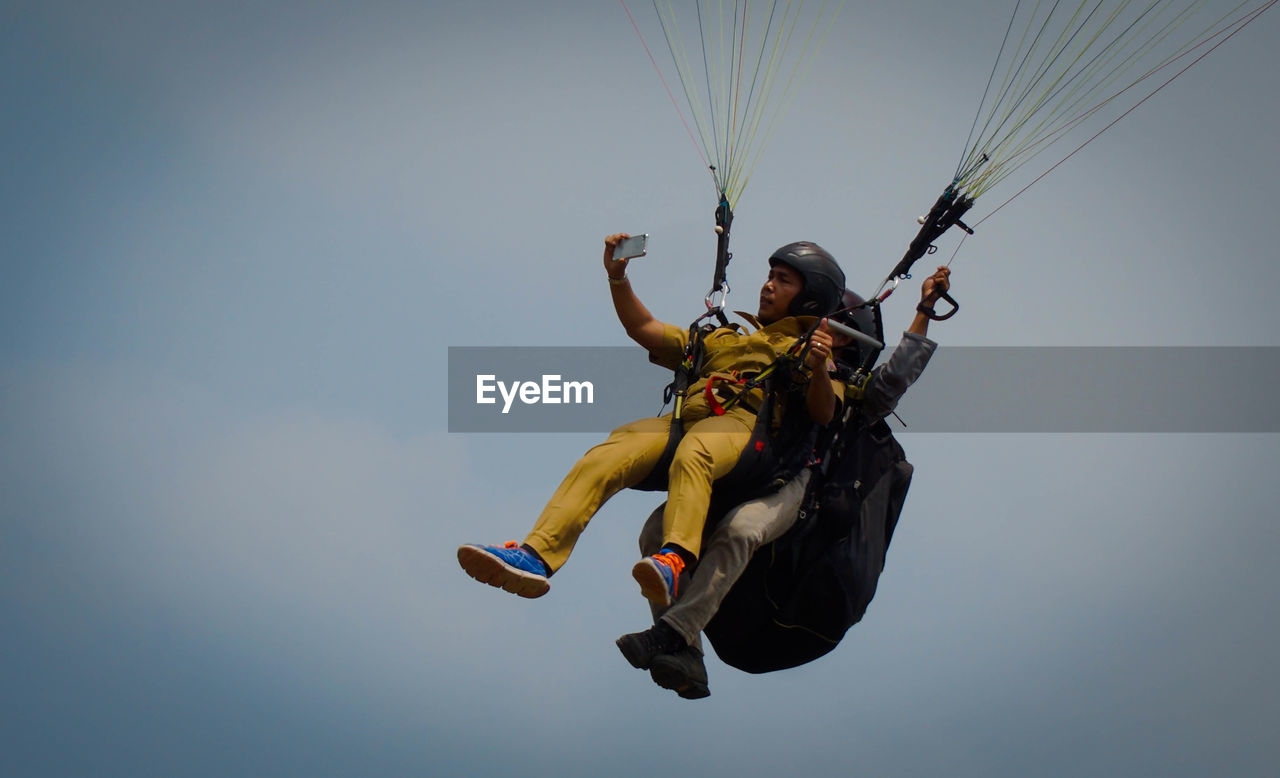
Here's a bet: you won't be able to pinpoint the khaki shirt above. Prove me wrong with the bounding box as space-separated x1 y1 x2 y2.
648 311 845 417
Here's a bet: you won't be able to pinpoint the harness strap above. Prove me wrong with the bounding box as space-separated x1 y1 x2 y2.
668 321 708 423
703 373 763 417
633 320 709 493
704 375 735 416
706 197 734 328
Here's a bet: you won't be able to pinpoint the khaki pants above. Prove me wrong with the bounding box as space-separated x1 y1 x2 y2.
523 403 755 573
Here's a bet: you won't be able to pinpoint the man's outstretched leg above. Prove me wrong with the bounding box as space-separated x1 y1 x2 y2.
458 416 670 597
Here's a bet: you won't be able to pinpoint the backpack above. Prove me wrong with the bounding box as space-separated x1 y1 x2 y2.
703 414 913 673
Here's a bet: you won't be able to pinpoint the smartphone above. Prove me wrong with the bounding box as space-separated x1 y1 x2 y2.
613 233 649 260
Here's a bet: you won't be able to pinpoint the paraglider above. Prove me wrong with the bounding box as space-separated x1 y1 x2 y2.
458 0 1276 697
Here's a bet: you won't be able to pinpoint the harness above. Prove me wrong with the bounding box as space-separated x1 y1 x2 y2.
630 318 809 498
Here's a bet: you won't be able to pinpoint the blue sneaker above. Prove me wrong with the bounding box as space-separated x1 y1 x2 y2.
631 548 686 607
457 542 550 599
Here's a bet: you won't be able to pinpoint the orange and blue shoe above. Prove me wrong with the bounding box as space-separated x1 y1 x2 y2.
457 542 550 599
631 548 686 607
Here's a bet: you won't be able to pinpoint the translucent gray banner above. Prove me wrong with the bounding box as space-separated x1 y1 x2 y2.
448 346 1280 433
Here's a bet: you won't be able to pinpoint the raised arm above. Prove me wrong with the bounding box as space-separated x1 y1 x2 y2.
859 266 952 419
604 233 668 352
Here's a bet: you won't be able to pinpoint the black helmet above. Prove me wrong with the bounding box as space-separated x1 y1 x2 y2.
768 241 846 316
832 289 875 337
832 289 877 366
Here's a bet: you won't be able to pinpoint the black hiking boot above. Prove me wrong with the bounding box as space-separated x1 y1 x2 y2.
649 646 710 700
615 620 686 670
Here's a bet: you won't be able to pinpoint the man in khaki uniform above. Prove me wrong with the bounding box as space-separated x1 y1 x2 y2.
458 234 847 608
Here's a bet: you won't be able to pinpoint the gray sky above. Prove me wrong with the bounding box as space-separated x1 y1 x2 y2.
3 2 1278 776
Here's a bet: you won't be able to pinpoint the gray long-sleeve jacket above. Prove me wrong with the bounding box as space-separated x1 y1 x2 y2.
855 331 937 420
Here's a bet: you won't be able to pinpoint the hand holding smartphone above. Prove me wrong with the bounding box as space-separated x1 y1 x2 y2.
613 233 648 261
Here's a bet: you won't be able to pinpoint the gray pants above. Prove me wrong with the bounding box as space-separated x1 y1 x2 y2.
638 468 812 650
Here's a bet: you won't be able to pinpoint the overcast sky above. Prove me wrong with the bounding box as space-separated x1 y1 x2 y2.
3 2 1278 776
